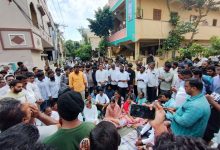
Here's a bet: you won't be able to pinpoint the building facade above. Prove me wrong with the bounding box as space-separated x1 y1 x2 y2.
0 0 61 70
108 0 220 60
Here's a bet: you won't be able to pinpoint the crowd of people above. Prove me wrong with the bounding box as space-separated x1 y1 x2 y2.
0 56 220 150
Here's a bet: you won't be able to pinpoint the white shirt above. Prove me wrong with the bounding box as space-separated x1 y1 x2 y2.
0 85 9 97
55 75 62 87
109 69 119 85
136 72 148 88
117 71 130 88
83 105 98 123
95 69 108 86
48 79 60 99
37 125 58 142
36 80 51 100
51 111 59 121
95 93 110 104
146 69 159 87
26 82 42 100
23 87 37 104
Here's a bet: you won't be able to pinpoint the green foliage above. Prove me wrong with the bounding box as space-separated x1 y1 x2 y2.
189 43 207 57
163 22 194 51
74 44 92 61
204 36 220 57
64 40 80 57
179 48 193 59
169 12 180 26
98 38 108 56
88 6 114 38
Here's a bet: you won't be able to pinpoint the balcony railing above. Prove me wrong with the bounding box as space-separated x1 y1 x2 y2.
108 28 126 43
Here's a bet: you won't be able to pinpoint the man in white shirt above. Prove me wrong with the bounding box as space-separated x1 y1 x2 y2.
95 88 109 114
109 64 118 91
96 64 108 87
3 80 27 103
136 66 148 98
83 100 98 124
117 65 130 99
55 68 62 87
36 72 52 111
146 62 159 102
47 70 60 103
0 74 14 96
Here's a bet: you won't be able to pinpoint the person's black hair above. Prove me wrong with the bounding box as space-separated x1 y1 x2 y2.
0 123 53 150
186 62 193 67
154 132 212 150
192 68 203 78
32 67 38 72
9 80 22 88
128 63 133 68
55 68 61 72
180 69 192 76
0 98 25 131
110 98 116 103
47 70 54 76
161 91 172 99
90 121 121 150
139 91 145 97
25 72 35 78
57 91 84 121
207 66 216 72
5 74 14 80
86 64 91 68
173 62 178 67
0 70 7 75
98 87 103 92
165 62 172 68
21 67 28 72
185 78 203 91
64 66 70 71
16 75 27 81
36 72 44 78
17 62 23 67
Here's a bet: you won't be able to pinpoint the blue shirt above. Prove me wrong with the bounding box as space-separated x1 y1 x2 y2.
212 75 220 94
170 93 211 137
163 98 176 108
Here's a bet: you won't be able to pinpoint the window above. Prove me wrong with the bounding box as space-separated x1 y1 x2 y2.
190 15 197 22
213 19 217 26
153 9 161 20
30 3 39 28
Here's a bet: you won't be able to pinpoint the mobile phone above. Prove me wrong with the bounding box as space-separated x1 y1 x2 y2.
130 104 155 119
211 92 220 102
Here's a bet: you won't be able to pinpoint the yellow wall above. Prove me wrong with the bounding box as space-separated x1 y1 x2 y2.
136 0 220 41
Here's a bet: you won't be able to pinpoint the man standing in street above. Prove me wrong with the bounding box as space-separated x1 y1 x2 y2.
69 64 87 99
95 64 108 88
159 62 173 94
146 62 159 102
136 66 148 97
117 65 130 99
109 64 118 91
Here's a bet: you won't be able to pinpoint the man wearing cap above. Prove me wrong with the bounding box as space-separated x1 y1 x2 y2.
43 91 95 150
69 64 87 99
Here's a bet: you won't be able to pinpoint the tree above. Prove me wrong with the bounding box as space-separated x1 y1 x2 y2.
64 40 80 57
88 6 114 38
74 44 92 61
98 38 108 56
78 27 89 44
203 36 220 57
179 0 220 46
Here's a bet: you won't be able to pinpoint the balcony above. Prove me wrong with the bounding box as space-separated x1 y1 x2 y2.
109 0 124 10
108 28 127 43
135 19 220 41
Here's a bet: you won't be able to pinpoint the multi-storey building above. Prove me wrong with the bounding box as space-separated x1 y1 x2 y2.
108 0 220 60
0 0 61 70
